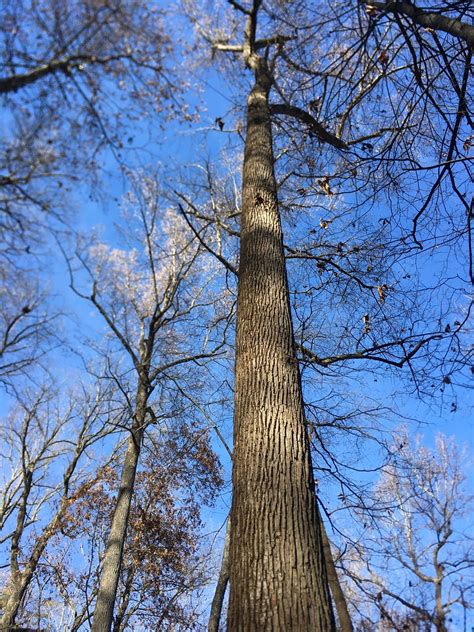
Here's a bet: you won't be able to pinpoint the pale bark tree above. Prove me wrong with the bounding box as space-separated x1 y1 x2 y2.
64 172 227 631
0 382 114 629
43 428 222 632
340 430 474 631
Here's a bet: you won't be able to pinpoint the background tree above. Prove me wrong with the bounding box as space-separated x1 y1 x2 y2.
0 0 176 259
0 381 114 629
41 424 222 631
62 172 227 630
0 270 60 388
340 430 474 631
0 0 179 397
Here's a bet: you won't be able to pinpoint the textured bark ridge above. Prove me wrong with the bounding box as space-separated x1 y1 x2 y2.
227 69 335 631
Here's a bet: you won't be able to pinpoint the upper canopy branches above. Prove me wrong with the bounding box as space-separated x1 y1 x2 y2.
362 1 474 48
207 0 349 150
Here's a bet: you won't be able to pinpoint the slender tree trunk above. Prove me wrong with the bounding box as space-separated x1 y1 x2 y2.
91 384 147 632
434 579 447 632
227 63 335 631
208 518 231 632
112 567 134 632
0 470 32 628
1 444 85 629
319 514 353 632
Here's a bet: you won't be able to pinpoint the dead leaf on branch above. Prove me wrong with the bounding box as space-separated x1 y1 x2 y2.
318 175 334 195
320 218 333 230
363 313 371 333
377 284 389 303
366 4 378 17
463 135 473 152
378 50 390 67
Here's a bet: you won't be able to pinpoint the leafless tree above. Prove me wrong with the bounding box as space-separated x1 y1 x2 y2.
34 424 223 632
0 0 176 261
181 1 473 628
61 172 228 631
0 0 182 400
353 1 473 275
0 381 115 629
340 429 474 631
0 267 61 388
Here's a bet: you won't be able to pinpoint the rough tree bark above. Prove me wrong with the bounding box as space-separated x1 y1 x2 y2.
209 514 352 631
226 6 336 626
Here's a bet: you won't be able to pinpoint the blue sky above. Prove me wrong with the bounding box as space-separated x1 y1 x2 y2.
0 1 473 627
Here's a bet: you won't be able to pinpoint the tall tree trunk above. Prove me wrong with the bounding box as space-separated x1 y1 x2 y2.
91 385 147 632
227 64 335 631
208 518 231 632
319 514 353 632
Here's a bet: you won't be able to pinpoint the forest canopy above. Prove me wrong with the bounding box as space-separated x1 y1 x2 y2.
0 1 472 630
